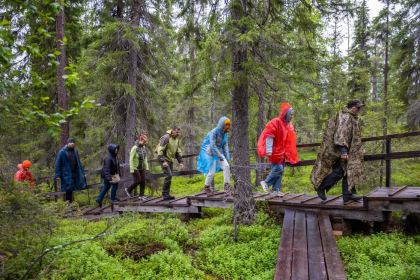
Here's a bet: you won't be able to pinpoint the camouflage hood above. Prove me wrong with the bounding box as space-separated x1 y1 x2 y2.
310 106 366 191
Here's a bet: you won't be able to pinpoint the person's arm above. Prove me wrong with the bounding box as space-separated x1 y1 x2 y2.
337 145 347 155
266 136 274 155
27 172 34 187
222 137 230 161
102 158 112 181
55 152 62 179
175 145 183 164
129 146 137 173
157 135 169 163
210 129 224 160
144 151 150 171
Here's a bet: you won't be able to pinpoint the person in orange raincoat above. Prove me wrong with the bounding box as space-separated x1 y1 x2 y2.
14 160 34 186
257 103 299 196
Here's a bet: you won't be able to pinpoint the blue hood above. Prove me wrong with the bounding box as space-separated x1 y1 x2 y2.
217 116 230 131
108 144 119 157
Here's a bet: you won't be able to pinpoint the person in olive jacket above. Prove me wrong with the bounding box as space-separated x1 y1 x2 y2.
96 144 121 207
125 134 149 199
157 126 184 200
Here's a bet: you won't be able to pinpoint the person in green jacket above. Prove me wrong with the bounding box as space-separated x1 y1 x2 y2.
125 134 149 199
157 126 184 200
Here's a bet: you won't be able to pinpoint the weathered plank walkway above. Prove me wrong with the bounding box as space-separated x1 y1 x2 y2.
79 186 420 222
274 209 346 280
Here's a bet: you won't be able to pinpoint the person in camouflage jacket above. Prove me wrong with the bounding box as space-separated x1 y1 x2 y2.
310 99 366 203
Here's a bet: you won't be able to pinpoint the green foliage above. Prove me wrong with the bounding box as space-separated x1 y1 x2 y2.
338 232 420 279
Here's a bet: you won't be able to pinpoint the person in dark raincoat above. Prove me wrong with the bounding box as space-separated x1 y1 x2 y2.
310 99 366 202
96 144 121 207
55 138 87 202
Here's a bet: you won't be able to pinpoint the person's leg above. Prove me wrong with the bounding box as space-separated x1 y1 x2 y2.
139 168 146 197
342 175 361 202
205 161 217 186
218 160 231 184
97 179 111 203
271 164 284 192
127 170 141 194
319 161 344 192
65 191 73 202
161 162 173 195
110 183 119 201
265 163 283 188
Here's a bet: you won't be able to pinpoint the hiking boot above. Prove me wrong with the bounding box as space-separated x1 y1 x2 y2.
272 191 286 197
96 200 102 208
224 183 233 194
260 181 270 193
315 187 327 201
111 197 120 203
162 193 175 200
343 194 363 202
204 185 212 194
139 196 148 200
125 188 133 198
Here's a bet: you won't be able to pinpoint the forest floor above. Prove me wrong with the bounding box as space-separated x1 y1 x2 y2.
50 153 420 280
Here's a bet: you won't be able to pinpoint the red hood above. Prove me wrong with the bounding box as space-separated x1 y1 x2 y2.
279 102 292 119
17 164 24 171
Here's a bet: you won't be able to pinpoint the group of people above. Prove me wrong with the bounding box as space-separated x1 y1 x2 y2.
16 98 367 205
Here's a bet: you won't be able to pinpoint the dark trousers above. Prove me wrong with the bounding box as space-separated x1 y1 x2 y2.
65 191 73 202
161 162 173 194
319 160 356 196
97 179 118 202
127 169 146 196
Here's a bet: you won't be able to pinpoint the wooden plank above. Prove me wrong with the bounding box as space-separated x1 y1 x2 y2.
307 212 327 280
274 209 295 280
318 212 346 280
301 195 319 204
291 210 308 280
321 195 342 204
283 193 306 202
270 205 385 222
388 185 408 197
115 205 199 214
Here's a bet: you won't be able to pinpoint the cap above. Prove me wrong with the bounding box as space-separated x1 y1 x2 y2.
22 160 31 169
67 138 76 144
347 99 365 108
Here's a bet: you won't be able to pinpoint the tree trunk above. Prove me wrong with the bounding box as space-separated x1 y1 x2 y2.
124 0 141 176
255 79 265 187
230 1 256 225
56 1 69 147
186 45 196 171
380 0 390 186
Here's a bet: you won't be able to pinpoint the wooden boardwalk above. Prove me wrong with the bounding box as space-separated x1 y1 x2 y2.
79 186 420 222
274 209 346 280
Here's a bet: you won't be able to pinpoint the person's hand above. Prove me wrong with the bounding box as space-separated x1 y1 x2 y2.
163 162 168 168
109 180 113 183
340 154 348 159
179 163 184 170
267 153 272 157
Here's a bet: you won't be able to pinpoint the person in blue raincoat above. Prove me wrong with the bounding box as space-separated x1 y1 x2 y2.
197 116 232 194
55 138 87 202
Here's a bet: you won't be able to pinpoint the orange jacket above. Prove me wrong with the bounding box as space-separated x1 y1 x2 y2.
14 164 34 186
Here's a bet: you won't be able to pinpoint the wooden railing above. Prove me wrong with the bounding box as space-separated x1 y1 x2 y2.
42 131 420 199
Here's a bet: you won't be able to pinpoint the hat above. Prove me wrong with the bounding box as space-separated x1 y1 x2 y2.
347 99 365 108
67 138 76 144
22 160 31 169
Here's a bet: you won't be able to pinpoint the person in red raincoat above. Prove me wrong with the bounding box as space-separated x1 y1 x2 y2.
257 103 299 196
14 160 34 187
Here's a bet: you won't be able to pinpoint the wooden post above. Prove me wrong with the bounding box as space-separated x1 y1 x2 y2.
385 138 391 187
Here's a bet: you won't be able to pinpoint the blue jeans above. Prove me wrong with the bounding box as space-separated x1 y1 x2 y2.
96 179 118 202
264 163 284 192
318 161 356 195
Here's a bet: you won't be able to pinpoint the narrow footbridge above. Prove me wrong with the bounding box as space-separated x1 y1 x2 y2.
80 185 420 223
